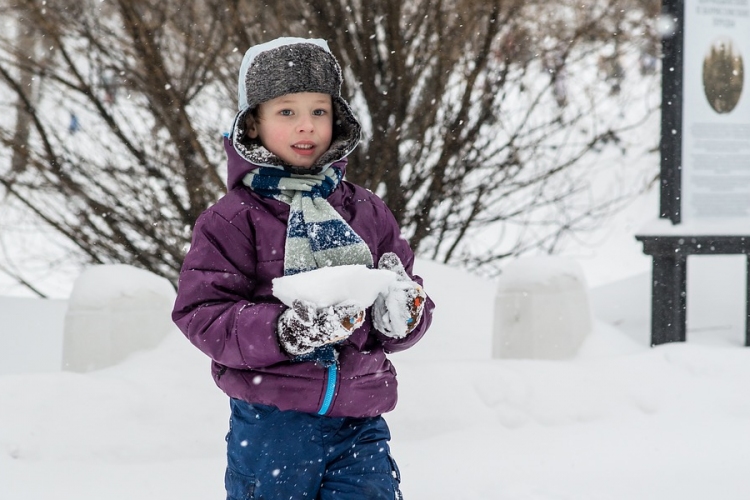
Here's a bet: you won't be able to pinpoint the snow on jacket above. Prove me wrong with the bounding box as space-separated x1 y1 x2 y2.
172 138 434 418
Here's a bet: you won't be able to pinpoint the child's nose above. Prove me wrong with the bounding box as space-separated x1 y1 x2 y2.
297 115 314 132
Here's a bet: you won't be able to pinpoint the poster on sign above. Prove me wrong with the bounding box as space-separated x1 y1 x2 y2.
681 0 750 224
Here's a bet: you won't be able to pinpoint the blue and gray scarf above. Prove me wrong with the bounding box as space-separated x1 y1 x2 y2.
243 164 373 364
243 164 373 274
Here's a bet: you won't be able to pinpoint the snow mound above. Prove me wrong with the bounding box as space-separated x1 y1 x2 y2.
63 264 176 372
68 264 175 309
494 256 592 359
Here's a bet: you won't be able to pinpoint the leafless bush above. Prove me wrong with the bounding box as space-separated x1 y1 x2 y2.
0 0 660 294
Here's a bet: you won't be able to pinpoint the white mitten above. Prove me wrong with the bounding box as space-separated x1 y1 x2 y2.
373 253 426 338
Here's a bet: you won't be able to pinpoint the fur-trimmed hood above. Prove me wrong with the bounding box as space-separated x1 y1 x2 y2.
229 37 361 175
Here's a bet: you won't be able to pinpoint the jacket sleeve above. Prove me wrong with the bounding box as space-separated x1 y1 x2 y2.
372 201 435 353
172 209 291 369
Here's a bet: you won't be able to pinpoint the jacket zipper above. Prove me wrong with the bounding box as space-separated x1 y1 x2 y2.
317 363 338 415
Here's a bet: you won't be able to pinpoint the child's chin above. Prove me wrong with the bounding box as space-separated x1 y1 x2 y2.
289 158 319 169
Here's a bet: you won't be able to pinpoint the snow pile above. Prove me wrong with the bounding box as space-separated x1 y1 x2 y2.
492 256 592 359
272 265 399 307
62 265 176 372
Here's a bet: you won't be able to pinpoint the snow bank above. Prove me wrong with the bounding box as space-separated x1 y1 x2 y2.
3 258 750 499
0 297 67 375
493 256 592 359
62 265 176 372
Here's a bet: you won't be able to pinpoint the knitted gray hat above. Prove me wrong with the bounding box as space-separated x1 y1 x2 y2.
230 38 362 174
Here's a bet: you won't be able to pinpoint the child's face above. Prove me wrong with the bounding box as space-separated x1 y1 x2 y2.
247 92 334 169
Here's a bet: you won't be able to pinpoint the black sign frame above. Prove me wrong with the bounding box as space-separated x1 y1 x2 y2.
636 0 750 347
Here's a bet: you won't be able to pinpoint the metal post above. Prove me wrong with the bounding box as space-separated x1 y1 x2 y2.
651 255 687 345
659 0 685 224
746 256 750 347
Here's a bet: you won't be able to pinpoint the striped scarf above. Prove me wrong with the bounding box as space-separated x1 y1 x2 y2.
242 165 373 276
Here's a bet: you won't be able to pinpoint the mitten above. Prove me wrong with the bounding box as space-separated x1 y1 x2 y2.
373 253 427 338
277 299 365 356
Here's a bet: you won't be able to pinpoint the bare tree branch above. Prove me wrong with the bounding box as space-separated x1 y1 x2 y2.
0 0 660 291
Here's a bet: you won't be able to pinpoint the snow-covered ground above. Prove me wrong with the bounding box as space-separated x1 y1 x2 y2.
1 98 748 496
2 220 750 499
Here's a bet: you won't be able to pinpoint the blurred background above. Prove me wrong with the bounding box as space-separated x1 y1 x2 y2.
0 0 662 298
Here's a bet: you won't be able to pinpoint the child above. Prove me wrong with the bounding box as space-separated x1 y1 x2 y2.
172 37 434 500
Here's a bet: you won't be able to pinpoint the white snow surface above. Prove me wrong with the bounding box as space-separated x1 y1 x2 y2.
637 217 750 236
495 256 589 292
67 264 176 309
272 265 400 308
3 250 750 499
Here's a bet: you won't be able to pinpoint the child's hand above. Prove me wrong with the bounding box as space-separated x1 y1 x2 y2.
277 299 365 356
373 253 427 338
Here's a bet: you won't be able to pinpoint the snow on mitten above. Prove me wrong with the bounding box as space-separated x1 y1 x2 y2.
277 299 365 356
373 253 426 338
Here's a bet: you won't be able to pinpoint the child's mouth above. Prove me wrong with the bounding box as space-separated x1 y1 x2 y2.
293 143 315 155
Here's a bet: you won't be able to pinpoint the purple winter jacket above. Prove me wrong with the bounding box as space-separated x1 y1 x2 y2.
172 138 434 418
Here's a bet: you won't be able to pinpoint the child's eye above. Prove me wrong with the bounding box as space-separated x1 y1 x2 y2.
279 109 293 116
312 109 328 116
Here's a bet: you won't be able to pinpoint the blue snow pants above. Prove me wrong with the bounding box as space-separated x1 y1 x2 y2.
225 398 403 500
